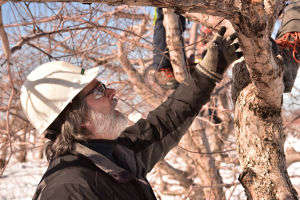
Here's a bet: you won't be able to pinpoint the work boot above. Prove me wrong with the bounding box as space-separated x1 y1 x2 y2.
144 65 179 90
154 67 179 89
275 1 300 92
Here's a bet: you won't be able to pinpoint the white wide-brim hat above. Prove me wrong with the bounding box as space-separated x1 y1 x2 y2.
20 61 99 134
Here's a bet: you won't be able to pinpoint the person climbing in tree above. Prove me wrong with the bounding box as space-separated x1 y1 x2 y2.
150 7 186 89
275 0 300 92
149 8 225 90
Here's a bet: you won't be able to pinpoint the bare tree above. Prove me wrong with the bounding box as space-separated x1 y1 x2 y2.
0 1 300 199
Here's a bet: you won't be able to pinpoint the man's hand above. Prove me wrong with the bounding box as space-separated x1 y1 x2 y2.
196 26 243 82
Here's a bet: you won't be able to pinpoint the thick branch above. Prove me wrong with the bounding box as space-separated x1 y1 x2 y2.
0 7 11 59
12 0 238 15
185 13 234 34
187 119 226 200
163 8 187 83
234 83 298 199
237 35 284 107
157 160 193 188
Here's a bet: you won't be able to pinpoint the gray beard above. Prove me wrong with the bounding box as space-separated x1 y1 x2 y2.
89 110 128 140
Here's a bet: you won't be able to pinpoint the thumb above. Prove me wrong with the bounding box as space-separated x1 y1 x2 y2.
205 43 219 63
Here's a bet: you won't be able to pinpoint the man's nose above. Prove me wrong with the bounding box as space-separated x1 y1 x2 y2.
105 88 116 99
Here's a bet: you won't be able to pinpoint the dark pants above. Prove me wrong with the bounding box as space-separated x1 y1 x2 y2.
152 8 186 70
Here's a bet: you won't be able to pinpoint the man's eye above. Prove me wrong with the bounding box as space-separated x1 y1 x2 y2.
99 88 105 93
99 84 106 93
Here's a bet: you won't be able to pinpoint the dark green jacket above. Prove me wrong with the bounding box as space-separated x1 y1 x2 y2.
33 70 216 200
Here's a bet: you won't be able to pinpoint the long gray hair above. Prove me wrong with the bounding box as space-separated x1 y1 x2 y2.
45 96 90 161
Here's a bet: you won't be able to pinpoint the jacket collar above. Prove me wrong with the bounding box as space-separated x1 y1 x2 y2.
74 142 135 183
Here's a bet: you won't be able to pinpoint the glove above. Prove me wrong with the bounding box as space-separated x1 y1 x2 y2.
196 26 243 82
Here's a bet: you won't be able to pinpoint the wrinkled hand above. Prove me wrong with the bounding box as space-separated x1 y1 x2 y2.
197 27 243 82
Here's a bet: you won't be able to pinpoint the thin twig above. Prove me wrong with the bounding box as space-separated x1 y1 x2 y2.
177 145 235 155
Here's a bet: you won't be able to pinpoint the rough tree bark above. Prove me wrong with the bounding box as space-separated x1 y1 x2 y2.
230 1 298 198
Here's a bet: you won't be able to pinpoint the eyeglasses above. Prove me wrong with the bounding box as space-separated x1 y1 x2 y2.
85 82 107 99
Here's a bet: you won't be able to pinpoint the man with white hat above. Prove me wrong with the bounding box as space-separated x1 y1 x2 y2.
22 27 241 200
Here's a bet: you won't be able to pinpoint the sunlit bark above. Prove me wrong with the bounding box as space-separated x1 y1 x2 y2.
162 8 187 84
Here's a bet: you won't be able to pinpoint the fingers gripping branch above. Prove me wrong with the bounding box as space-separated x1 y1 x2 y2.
196 26 243 82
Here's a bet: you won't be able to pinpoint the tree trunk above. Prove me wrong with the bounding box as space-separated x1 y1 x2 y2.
234 82 298 199
187 118 226 200
16 130 27 163
232 34 298 198
227 1 298 198
0 142 7 170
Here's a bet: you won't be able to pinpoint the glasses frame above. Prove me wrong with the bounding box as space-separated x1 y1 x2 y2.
85 82 107 99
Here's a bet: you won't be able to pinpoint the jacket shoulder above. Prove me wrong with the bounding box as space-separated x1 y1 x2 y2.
39 182 99 200
37 154 102 199
45 154 97 184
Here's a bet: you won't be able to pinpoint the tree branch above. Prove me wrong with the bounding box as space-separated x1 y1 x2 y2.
0 5 14 175
158 160 193 188
163 8 187 84
117 39 163 108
